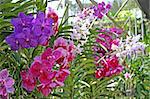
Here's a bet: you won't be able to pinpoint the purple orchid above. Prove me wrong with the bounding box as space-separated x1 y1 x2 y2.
93 2 111 19
11 12 33 33
15 28 38 48
5 34 20 51
6 28 38 50
0 69 15 97
33 11 54 37
6 12 55 51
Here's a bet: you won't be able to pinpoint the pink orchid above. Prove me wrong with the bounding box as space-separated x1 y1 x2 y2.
0 69 15 97
38 83 52 96
95 56 123 79
21 37 76 96
124 72 132 79
20 70 36 92
53 37 68 50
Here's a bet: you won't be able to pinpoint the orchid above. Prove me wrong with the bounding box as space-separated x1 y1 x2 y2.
95 56 123 79
71 2 111 54
33 11 54 37
11 12 33 33
53 37 76 62
1 0 149 98
112 35 147 58
46 7 58 34
94 27 123 79
94 27 123 59
0 69 15 97
6 11 55 51
93 2 111 19
124 72 132 79
21 37 76 96
20 70 36 92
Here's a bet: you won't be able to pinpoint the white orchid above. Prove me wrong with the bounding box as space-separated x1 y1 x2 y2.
112 35 147 58
71 8 96 54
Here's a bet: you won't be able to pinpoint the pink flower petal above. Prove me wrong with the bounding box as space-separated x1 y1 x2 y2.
38 84 52 96
30 61 42 77
0 69 9 79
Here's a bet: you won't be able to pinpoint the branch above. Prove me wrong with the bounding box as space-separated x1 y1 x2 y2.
114 0 130 18
89 0 97 5
75 0 83 10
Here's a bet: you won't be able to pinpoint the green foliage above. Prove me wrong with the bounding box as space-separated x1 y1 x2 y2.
114 55 150 98
0 0 149 98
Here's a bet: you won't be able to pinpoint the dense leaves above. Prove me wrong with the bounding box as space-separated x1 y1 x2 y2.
0 0 149 98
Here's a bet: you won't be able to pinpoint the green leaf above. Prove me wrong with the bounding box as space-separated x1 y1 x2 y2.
59 4 69 26
0 2 20 10
12 1 36 13
0 21 12 30
62 25 73 30
79 80 90 88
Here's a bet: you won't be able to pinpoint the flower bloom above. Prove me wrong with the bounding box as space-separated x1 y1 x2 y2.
20 70 36 92
94 28 123 60
71 2 111 54
6 11 57 51
112 35 147 58
21 37 76 96
124 72 132 79
95 56 123 79
0 69 15 97
93 2 111 19
46 7 59 34
71 7 95 54
94 28 123 79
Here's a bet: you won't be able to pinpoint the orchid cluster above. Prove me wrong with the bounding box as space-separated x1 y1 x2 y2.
94 27 124 79
93 1 111 19
0 69 15 98
95 56 123 78
93 27 123 60
111 35 147 58
0 0 149 98
21 37 76 96
71 2 111 54
6 9 58 51
46 7 59 34
71 8 95 53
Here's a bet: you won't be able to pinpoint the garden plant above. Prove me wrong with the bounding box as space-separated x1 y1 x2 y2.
0 0 149 98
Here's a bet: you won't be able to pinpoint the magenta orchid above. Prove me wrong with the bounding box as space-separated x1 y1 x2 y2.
20 70 36 92
21 37 76 96
94 28 124 79
95 56 123 78
93 2 111 19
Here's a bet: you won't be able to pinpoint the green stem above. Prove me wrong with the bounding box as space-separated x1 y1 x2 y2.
59 4 69 26
114 0 130 18
89 17 97 29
